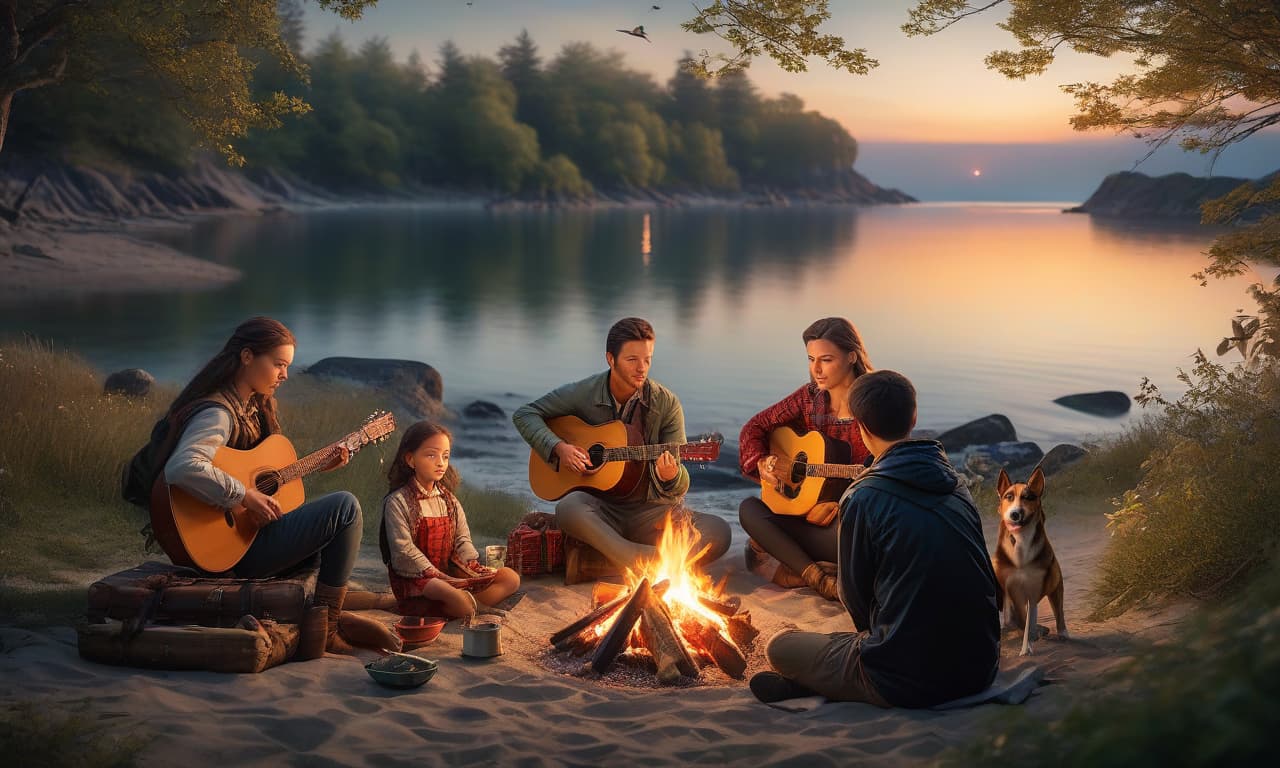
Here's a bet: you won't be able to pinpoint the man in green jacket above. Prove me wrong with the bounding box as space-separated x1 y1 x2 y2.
513 317 731 582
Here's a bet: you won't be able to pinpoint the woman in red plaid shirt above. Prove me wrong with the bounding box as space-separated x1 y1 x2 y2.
738 318 874 600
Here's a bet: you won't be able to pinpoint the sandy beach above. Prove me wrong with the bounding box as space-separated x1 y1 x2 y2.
0 507 1188 766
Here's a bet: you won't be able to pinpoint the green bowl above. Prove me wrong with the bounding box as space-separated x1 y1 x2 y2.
365 654 439 689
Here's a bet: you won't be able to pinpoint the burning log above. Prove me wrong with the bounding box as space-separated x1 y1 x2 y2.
591 581 627 607
681 613 748 679
639 592 700 683
726 610 760 650
697 594 742 617
590 578 651 675
551 591 629 648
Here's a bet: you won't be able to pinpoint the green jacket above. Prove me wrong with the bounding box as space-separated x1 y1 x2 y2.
512 371 690 504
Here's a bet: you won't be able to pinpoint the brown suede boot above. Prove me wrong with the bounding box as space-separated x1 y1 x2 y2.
771 562 808 589
313 583 355 654
801 561 840 601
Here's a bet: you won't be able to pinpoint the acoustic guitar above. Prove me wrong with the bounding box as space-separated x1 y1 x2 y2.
761 426 866 516
528 415 722 501
150 411 396 573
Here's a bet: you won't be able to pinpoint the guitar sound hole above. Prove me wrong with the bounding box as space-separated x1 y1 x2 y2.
254 471 281 496
789 452 808 484
587 445 606 470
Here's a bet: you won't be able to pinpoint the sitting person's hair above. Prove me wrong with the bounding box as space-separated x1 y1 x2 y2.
606 317 656 357
847 370 916 441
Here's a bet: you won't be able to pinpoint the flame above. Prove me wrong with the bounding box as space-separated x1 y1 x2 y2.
624 512 727 631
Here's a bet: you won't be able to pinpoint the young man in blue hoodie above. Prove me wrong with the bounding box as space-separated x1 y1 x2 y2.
750 370 1000 707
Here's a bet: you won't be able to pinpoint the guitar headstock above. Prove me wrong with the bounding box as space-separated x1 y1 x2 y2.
341 410 397 453
679 432 723 463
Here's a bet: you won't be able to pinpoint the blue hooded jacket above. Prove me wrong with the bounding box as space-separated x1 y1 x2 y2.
838 439 1000 707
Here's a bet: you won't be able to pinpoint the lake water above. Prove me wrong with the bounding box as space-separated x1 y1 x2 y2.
1 203 1255 510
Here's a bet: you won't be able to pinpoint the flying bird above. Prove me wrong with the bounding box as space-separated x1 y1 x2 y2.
652 4 661 9
617 25 652 42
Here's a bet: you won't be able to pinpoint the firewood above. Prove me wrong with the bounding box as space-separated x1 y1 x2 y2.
697 594 742 617
592 581 627 607
639 594 700 684
681 613 747 679
590 578 651 675
551 591 630 646
726 610 760 649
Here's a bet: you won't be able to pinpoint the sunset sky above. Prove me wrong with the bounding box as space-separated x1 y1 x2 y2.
304 0 1275 200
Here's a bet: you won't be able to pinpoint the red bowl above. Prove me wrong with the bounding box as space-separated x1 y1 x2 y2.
395 616 446 645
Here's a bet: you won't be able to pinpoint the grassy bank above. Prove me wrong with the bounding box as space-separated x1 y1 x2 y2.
0 339 529 600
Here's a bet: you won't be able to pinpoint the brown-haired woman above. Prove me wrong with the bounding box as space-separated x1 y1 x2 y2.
162 316 400 655
380 421 520 618
737 317 875 600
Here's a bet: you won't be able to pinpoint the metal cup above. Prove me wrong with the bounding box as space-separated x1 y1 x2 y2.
485 544 507 570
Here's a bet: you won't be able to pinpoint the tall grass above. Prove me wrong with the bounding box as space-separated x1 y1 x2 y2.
0 701 148 768
944 557 1280 767
0 339 529 589
1091 355 1280 618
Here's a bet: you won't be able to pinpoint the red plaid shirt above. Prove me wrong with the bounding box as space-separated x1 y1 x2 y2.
738 383 871 479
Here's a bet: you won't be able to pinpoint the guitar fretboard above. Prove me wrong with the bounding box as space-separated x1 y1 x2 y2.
776 460 864 480
602 442 697 462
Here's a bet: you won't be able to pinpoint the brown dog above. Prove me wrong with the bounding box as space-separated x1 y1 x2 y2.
993 467 1067 656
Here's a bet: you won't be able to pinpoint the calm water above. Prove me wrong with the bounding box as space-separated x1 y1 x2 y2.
1 203 1253 506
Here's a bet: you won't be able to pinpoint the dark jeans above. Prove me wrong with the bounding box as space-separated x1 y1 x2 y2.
738 496 837 574
232 491 362 587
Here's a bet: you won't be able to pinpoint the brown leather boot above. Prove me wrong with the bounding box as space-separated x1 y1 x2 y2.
771 562 807 589
314 583 401 654
802 561 840 601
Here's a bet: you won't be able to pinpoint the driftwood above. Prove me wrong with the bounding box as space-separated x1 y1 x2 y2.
551 591 631 646
552 580 672 656
681 613 747 679
590 578 651 675
640 594 700 683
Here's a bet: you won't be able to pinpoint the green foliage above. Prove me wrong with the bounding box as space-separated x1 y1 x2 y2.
0 701 149 768
681 0 878 77
945 557 1280 766
1091 355 1280 618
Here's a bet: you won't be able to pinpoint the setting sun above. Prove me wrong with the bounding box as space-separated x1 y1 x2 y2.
972 169 982 177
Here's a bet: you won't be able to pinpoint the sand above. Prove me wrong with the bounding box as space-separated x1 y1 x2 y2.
0 509 1186 767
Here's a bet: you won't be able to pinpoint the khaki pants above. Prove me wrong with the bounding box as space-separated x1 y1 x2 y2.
766 629 890 706
554 491 732 569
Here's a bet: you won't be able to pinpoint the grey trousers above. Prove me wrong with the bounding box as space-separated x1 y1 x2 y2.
766 629 890 706
231 491 362 588
554 491 732 569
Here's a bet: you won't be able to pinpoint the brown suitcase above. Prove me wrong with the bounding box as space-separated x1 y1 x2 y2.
87 561 316 627
78 615 299 673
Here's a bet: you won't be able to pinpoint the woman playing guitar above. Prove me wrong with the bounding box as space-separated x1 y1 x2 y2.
738 318 874 600
159 316 399 655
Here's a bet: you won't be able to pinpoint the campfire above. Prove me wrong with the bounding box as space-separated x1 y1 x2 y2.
548 515 759 684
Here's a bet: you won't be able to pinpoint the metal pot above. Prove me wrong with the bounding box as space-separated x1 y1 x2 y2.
461 621 503 658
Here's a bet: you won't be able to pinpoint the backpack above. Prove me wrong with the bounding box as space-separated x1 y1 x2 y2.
120 401 222 508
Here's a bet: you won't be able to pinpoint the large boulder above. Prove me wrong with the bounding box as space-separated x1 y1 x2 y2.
104 368 155 398
963 441 1045 480
306 357 444 419
937 414 1017 454
1053 391 1131 417
463 400 505 420
1041 443 1088 476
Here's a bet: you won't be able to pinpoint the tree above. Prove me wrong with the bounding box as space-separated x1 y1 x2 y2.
0 0 375 163
901 0 1280 354
681 0 876 77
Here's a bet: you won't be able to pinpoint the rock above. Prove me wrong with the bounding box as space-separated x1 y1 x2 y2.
104 368 155 398
964 441 1045 480
1041 444 1088 476
463 400 505 420
306 357 444 419
1053 391 1130 417
937 415 1017 453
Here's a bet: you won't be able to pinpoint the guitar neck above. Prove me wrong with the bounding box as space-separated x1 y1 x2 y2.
275 443 344 486
804 463 864 479
601 441 690 463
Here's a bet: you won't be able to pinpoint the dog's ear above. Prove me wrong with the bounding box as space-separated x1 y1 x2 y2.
997 468 1011 495
1027 467 1045 497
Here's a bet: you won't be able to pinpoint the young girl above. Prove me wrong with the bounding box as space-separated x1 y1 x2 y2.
380 421 521 618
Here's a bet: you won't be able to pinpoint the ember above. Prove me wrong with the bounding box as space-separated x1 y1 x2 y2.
548 514 759 683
